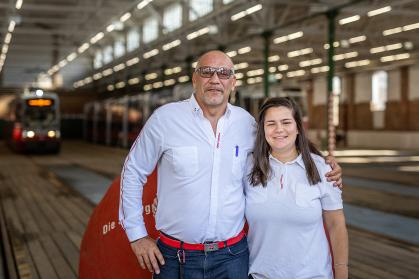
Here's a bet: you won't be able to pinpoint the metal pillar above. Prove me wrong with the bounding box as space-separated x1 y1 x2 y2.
262 31 272 98
326 11 337 155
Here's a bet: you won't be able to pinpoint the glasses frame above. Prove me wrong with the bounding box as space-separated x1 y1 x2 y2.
194 66 235 80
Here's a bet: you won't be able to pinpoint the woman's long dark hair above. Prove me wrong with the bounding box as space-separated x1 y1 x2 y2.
249 97 321 187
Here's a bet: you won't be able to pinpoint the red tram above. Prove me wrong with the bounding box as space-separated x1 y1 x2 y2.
4 89 61 153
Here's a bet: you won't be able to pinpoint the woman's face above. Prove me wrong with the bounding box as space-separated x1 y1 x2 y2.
263 106 298 155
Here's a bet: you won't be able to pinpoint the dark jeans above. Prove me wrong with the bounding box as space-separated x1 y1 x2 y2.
153 237 249 279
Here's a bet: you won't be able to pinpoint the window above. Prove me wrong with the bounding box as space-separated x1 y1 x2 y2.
103 46 113 64
94 50 103 69
114 35 125 58
371 71 388 111
143 17 158 43
127 28 140 52
189 0 213 21
163 4 182 33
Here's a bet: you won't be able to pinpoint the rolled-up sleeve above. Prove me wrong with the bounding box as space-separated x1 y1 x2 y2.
318 163 343 211
119 112 164 241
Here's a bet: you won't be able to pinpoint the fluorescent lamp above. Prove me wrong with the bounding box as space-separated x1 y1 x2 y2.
247 69 264 77
145 72 158 80
238 46 251 54
348 35 366 44
403 22 419 31
234 62 249 70
246 4 262 14
106 24 115 32
269 67 276 73
128 77 140 85
231 11 246 21
299 58 322 67
162 39 181 51
235 73 244 79
231 4 262 21
144 84 152 91
126 57 140 66
143 49 159 59
90 32 104 44
278 64 289 71
8 20 16 32
93 73 103 80
102 68 113 76
84 77 93 84
268 55 280 62
226 50 237 57
345 59 370 68
120 12 131 22
236 80 243 86
287 48 313 58
113 63 125 72
383 27 402 36
333 51 358 61
78 43 90 53
107 85 115 91
339 15 360 25
58 60 67 68
153 81 163 89
15 0 23 10
368 6 391 17
115 81 126 89
137 0 153 10
178 75 190 83
275 73 283 79
66 52 77 62
380 53 410 62
286 70 305 78
4 33 12 44
311 66 329 74
187 26 217 40
164 79 176 86
274 31 303 44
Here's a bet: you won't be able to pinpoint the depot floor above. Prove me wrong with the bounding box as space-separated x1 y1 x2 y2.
0 140 418 279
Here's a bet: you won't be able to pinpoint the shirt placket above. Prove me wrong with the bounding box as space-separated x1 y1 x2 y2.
204 116 226 241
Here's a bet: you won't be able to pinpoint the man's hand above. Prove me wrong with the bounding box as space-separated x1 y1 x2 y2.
325 156 343 189
131 236 165 274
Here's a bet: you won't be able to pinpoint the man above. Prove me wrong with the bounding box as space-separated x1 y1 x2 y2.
119 50 342 279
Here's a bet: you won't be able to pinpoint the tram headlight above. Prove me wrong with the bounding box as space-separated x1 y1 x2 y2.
48 130 56 138
47 130 60 138
22 130 35 138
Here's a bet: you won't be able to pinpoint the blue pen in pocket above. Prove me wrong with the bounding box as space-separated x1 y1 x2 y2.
235 145 239 157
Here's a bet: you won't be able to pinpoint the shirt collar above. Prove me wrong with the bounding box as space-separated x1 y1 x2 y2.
189 93 232 119
269 153 305 169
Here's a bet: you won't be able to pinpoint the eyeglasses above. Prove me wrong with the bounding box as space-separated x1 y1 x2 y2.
195 66 235 80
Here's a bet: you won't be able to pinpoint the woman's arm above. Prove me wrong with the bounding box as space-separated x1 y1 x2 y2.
323 209 348 279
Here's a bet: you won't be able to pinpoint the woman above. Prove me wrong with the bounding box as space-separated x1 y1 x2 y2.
245 97 348 279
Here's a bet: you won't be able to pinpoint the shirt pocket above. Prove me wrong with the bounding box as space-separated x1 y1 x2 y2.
172 146 198 177
231 149 246 183
295 183 320 208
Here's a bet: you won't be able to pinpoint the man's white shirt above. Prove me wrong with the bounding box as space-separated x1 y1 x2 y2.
119 94 256 243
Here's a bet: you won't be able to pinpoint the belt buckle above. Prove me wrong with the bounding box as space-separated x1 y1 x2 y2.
204 242 219 252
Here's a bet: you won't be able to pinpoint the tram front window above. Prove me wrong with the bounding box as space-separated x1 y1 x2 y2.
24 107 56 127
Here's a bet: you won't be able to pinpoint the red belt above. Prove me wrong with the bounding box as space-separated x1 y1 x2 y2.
159 230 246 252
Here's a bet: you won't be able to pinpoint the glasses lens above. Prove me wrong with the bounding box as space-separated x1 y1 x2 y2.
199 67 215 78
217 68 230 79
197 67 233 79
